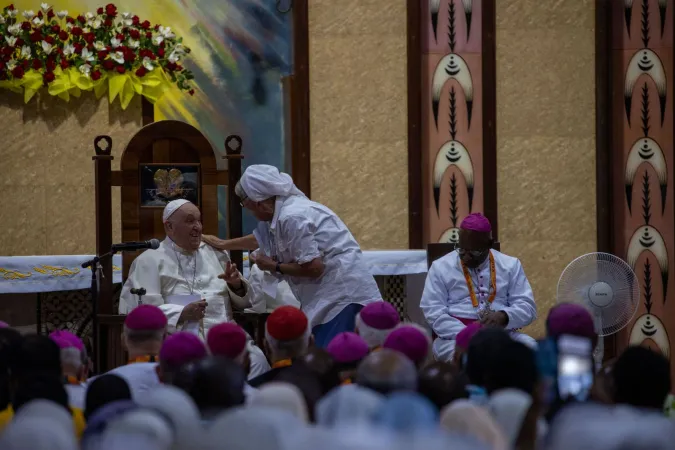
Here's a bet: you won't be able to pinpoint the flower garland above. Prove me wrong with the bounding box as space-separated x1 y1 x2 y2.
0 3 194 109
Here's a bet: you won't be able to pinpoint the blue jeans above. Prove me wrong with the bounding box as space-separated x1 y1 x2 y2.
312 304 364 348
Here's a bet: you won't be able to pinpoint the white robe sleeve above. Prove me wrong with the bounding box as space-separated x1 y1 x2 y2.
280 214 321 264
245 265 272 313
502 260 537 330
119 255 185 331
420 262 466 340
215 249 253 310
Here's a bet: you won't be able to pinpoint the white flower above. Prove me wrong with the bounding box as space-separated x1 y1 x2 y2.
85 12 94 20
31 16 44 27
22 10 35 20
4 36 16 47
7 9 17 18
127 38 139 49
151 35 163 46
83 27 91 33
158 26 175 39
41 40 53 55
7 59 16 71
7 23 20 35
62 43 75 56
81 48 95 62
110 37 121 48
40 3 51 12
56 10 68 19
123 17 133 27
0 15 5 24
91 19 102 29
20 45 31 58
168 51 181 64
65 22 73 30
79 63 91 77
171 43 186 55
122 12 132 19
94 41 106 51
111 51 125 64
142 56 154 71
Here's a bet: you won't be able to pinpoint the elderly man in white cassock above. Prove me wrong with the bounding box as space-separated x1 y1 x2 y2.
119 199 270 377
421 213 537 362
202 164 382 348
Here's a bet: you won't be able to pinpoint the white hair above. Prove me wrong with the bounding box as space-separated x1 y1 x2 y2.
60 347 83 369
264 327 311 360
123 325 166 344
234 181 247 200
355 313 396 349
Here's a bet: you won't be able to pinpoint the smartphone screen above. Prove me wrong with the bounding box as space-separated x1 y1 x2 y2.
557 335 594 402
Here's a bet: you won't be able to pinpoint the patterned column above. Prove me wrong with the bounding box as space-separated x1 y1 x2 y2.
611 0 674 366
421 0 494 245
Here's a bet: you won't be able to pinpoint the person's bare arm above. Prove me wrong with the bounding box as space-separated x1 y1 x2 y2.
202 234 259 251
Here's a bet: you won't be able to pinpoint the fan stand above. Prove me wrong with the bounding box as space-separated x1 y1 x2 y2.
589 281 614 372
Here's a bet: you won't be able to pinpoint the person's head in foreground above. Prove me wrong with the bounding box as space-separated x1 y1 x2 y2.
465 327 512 389
298 347 341 394
372 392 438 433
49 330 89 383
612 345 671 411
482 339 539 396
157 331 207 384
546 302 598 347
236 164 304 222
458 213 493 268
355 348 418 395
383 324 431 369
354 302 400 349
173 356 247 421
489 388 540 450
0 401 78 450
207 322 250 375
326 332 369 384
0 328 23 409
84 374 132 421
417 361 468 410
248 382 310 423
12 374 70 414
163 199 203 252
11 334 62 380
264 306 312 364
122 304 168 361
440 399 507 450
454 322 482 367
315 383 384 427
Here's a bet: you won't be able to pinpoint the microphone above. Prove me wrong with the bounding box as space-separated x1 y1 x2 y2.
112 239 161 252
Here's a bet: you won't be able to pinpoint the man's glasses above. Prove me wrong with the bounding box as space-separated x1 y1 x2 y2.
457 248 487 258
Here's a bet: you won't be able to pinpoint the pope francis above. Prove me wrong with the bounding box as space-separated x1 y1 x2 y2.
119 199 270 377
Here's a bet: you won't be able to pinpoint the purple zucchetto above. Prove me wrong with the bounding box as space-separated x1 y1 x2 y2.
383 326 430 365
49 330 85 352
124 304 168 331
455 322 482 349
460 213 492 233
359 302 400 330
0 321 8 328
327 332 370 364
546 303 597 345
159 332 207 369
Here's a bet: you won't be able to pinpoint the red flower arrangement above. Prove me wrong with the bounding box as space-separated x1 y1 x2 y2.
0 3 194 108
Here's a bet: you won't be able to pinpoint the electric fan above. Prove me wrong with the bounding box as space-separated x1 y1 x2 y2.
557 252 640 369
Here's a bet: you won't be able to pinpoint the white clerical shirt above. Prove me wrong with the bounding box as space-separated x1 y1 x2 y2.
120 238 261 338
420 250 537 356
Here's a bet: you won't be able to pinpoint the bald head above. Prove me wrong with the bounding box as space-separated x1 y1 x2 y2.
355 349 417 395
164 201 202 251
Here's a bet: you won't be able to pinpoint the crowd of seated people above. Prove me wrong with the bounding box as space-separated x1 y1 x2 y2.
0 299 673 450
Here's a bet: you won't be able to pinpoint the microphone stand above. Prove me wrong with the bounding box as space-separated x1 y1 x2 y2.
81 250 116 372
130 288 146 305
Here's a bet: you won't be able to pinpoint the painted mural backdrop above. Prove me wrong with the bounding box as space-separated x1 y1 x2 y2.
13 0 294 236
421 0 485 245
612 0 674 376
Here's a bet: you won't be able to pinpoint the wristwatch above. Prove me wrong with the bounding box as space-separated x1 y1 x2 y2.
276 262 283 274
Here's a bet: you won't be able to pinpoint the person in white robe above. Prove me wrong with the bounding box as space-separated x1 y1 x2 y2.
119 199 270 377
247 251 301 312
202 165 382 348
420 213 537 362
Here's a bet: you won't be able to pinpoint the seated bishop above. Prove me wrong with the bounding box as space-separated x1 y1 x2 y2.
120 199 270 377
420 213 537 362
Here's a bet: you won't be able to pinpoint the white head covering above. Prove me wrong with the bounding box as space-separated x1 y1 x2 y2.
12 399 73 431
136 385 201 450
206 407 308 450
96 409 174 450
247 382 309 423
316 384 385 427
239 165 305 202
487 389 533 445
0 417 77 450
162 199 190 222
440 400 508 450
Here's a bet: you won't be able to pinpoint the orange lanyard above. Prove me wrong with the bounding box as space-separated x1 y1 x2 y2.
272 359 292 369
65 375 82 385
461 251 497 308
341 378 353 385
128 355 158 364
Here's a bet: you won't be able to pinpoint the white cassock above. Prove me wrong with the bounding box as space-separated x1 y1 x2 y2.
119 238 270 378
65 384 85 410
253 194 381 328
420 250 537 362
85 362 160 403
247 263 301 313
